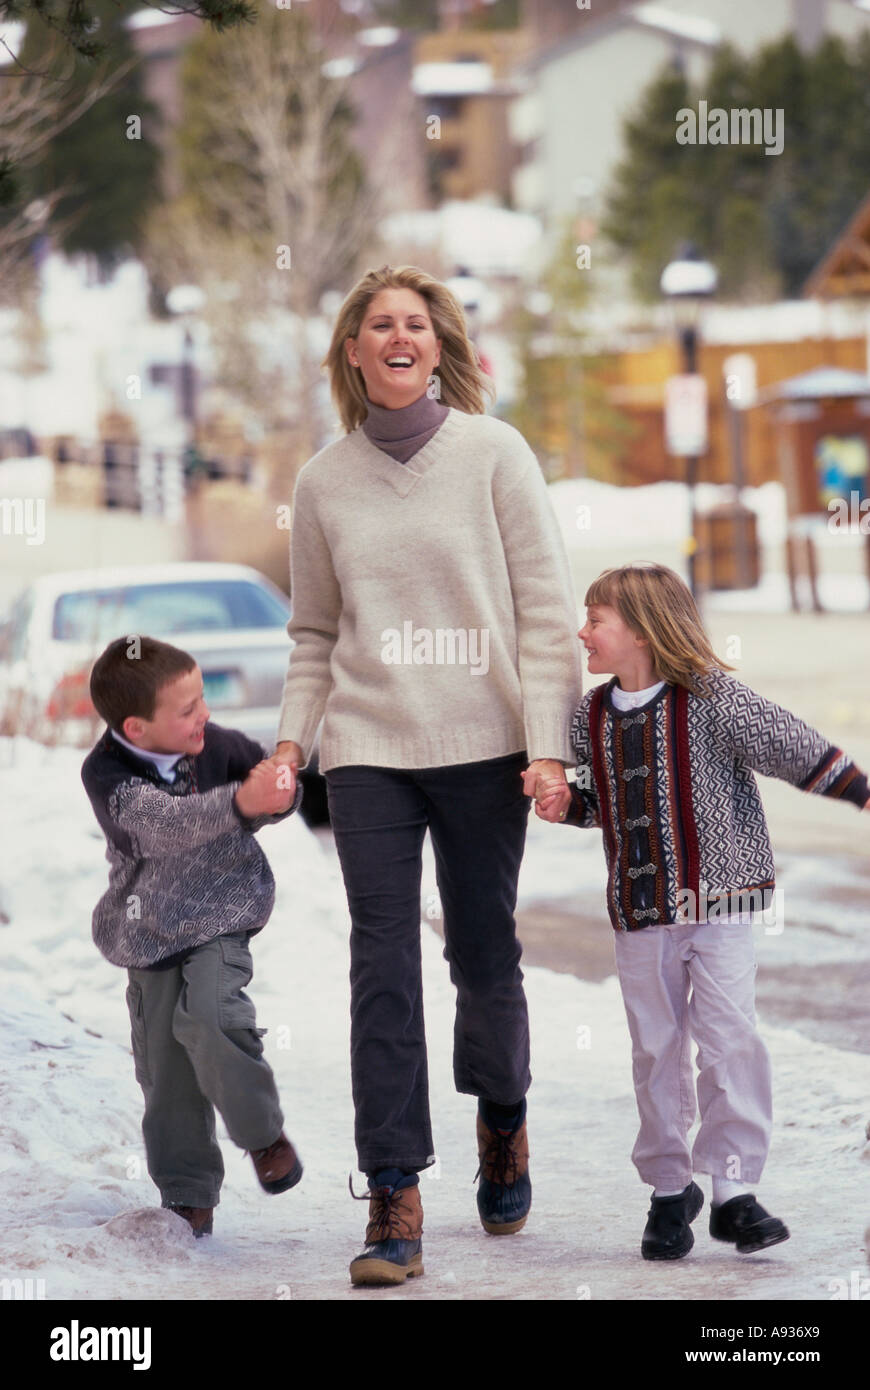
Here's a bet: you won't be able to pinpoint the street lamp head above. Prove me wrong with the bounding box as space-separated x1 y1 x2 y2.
659 255 718 303
166 284 206 317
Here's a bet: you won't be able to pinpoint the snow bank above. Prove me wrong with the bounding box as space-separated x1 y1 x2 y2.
0 739 868 1300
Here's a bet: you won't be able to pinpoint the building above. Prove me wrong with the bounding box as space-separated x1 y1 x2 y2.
510 0 870 256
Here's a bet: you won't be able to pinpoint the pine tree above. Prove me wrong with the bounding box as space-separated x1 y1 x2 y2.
18 0 162 272
602 35 870 300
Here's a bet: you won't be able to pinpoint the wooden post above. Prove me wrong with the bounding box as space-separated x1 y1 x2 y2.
806 534 823 612
785 533 800 611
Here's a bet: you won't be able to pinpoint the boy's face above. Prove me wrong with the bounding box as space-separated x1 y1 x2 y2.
121 665 210 756
578 604 645 676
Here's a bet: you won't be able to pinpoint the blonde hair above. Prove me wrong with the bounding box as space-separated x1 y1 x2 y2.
321 264 496 433
584 563 734 693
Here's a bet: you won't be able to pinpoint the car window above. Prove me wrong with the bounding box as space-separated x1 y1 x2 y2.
52 581 290 642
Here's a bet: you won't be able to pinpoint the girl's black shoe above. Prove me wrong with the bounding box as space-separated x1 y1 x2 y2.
709 1194 790 1253
641 1181 704 1260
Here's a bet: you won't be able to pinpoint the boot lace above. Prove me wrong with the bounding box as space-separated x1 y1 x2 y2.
474 1126 521 1188
348 1173 408 1242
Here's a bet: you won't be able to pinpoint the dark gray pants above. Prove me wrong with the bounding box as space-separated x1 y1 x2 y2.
125 932 284 1208
326 752 531 1174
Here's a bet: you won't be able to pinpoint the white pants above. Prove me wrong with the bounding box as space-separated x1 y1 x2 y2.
613 921 773 1191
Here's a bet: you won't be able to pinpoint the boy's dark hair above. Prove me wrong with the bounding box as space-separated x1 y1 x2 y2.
89 635 197 732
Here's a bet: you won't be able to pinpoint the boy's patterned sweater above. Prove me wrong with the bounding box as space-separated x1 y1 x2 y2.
565 670 868 933
81 722 302 969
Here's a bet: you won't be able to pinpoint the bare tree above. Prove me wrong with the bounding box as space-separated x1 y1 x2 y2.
144 7 421 455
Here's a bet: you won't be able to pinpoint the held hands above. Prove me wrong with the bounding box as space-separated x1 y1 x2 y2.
520 759 571 823
534 778 573 823
234 759 296 819
265 740 302 777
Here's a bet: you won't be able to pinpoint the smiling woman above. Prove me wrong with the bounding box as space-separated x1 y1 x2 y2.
269 264 583 1288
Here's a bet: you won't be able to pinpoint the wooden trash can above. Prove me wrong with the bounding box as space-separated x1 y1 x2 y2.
694 502 760 591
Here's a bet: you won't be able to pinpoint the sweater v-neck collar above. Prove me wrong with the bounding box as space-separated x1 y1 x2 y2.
353 406 463 497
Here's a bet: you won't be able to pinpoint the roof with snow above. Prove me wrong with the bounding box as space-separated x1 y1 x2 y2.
411 61 496 96
517 1 721 74
758 366 870 403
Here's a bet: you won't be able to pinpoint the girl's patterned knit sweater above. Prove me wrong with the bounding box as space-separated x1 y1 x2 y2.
564 669 868 933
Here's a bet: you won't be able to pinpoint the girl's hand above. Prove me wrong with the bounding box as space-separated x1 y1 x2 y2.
521 759 567 800
535 779 572 823
864 797 870 812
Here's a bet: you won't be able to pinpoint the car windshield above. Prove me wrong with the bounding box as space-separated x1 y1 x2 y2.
52 580 290 642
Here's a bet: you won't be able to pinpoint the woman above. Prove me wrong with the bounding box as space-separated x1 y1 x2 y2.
269 264 582 1286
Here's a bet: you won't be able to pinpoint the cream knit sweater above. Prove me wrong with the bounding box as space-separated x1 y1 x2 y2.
276 406 583 772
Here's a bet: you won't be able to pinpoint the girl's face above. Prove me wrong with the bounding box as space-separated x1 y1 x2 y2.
578 603 647 676
346 287 442 409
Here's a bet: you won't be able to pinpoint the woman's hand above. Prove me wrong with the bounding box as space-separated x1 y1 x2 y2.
520 758 567 801
534 778 572 823
266 740 303 776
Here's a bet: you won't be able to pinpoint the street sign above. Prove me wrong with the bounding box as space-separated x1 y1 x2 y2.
665 374 708 457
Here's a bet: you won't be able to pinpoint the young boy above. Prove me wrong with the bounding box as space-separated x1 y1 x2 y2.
81 634 304 1238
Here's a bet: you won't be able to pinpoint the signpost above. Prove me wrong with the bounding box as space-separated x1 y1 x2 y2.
664 373 709 596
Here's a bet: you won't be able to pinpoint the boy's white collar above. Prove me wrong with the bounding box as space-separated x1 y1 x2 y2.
110 727 187 782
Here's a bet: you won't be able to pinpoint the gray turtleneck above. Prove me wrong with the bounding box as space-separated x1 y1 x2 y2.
361 389 449 464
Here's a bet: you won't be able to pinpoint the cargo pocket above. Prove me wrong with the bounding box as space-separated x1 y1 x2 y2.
217 934 259 1033
125 980 150 1087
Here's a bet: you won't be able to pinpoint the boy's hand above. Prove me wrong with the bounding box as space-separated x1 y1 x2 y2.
266 740 303 776
234 760 296 818
534 778 572 823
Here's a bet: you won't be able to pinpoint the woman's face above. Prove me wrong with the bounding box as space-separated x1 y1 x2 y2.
346 288 442 409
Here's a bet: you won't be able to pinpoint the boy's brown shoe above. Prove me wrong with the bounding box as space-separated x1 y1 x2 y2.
249 1132 303 1193
349 1174 424 1286
475 1099 531 1235
166 1204 214 1238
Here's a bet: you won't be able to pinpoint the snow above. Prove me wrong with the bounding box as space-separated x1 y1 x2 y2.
546 475 870 611
1 736 868 1301
631 4 721 47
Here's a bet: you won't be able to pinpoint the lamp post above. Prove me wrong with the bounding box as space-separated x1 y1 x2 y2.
166 283 206 487
660 245 718 598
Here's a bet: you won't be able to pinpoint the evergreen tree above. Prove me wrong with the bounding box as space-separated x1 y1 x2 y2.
603 35 870 300
18 0 162 271
0 1 255 61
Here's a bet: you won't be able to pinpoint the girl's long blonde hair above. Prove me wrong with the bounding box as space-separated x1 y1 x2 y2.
584 563 734 693
322 264 496 433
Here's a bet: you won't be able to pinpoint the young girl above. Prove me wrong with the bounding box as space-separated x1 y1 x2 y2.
535 563 870 1261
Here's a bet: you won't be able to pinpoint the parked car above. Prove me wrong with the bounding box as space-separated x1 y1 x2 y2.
0 562 328 825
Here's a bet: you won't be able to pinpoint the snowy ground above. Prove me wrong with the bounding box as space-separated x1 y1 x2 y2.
1 736 869 1303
